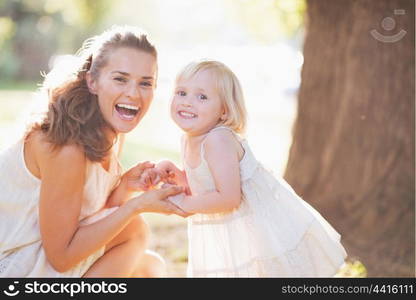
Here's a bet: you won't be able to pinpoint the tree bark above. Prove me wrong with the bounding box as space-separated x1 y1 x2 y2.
284 0 414 277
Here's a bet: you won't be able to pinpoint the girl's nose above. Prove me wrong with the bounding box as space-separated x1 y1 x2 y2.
181 95 192 107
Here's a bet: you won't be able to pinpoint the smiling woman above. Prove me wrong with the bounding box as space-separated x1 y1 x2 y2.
0 25 188 278
85 48 157 134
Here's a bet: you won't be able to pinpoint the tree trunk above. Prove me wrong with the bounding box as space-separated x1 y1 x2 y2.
284 0 414 277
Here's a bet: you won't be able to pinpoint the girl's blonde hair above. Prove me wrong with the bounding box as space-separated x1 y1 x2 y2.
175 60 247 134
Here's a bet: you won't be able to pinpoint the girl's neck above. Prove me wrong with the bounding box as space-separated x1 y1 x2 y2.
185 133 205 148
185 126 216 145
185 124 226 144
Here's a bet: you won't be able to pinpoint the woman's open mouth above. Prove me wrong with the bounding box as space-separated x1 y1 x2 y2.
115 103 140 121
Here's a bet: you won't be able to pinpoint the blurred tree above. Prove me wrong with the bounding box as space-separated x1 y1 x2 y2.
284 0 414 276
0 0 112 83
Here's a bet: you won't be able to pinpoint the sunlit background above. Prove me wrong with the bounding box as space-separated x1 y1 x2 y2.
0 0 305 174
1 0 364 277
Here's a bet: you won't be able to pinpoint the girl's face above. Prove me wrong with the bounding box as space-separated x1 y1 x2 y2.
87 47 157 134
171 69 225 136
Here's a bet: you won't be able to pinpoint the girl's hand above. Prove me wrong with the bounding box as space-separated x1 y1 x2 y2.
155 160 177 184
137 168 161 191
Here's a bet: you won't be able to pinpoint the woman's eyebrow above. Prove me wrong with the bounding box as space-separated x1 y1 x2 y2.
111 71 129 76
111 71 154 80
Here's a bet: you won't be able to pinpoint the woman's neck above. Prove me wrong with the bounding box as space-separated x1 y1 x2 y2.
103 127 119 146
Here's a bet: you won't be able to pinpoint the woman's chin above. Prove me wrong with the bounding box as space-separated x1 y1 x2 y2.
111 120 140 134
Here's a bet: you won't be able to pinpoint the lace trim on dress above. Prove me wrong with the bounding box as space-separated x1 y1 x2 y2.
0 251 18 275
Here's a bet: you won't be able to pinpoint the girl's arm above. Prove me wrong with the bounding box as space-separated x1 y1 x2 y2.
35 138 183 273
172 129 242 214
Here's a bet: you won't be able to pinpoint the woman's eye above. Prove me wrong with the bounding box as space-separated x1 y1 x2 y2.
198 94 208 100
114 77 127 83
177 91 186 96
140 81 153 87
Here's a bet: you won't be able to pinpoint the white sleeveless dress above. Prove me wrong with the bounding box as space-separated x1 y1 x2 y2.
183 126 347 277
0 138 121 277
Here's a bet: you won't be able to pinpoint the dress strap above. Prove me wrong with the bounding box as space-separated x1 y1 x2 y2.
200 126 243 158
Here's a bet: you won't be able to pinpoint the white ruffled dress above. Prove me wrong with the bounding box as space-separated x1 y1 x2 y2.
184 127 347 277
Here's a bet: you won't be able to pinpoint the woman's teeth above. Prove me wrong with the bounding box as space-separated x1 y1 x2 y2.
178 111 197 118
115 103 140 120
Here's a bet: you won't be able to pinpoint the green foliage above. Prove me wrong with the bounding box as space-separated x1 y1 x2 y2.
226 0 306 43
0 0 113 82
336 259 368 277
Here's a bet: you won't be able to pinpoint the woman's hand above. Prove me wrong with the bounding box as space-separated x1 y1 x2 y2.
122 161 156 192
106 161 158 208
128 184 191 217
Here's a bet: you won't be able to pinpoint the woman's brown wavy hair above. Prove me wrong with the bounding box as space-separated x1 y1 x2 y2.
28 25 157 162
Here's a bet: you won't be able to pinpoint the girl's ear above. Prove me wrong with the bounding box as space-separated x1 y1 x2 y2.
85 71 98 94
221 107 227 121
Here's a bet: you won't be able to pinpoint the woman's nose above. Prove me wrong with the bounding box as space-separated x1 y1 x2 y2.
126 83 141 99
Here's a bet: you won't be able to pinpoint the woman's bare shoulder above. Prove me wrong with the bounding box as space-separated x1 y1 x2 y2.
27 130 86 176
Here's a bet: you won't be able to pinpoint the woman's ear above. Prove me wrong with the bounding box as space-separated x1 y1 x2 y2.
85 71 98 95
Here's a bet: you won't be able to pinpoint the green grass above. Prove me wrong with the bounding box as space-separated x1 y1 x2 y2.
336 259 367 277
0 81 39 91
120 139 180 170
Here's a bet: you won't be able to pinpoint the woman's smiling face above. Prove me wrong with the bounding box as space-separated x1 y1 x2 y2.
87 47 157 134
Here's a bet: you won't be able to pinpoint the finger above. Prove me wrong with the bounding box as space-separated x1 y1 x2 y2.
166 177 176 184
171 205 190 217
157 185 184 198
164 201 188 217
161 183 174 189
132 181 148 191
132 162 155 175
152 174 161 186
144 174 150 186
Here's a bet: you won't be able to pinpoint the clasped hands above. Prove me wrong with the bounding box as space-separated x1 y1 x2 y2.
122 160 189 213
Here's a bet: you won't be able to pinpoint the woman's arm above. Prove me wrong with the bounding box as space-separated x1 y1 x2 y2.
171 130 242 214
35 140 184 273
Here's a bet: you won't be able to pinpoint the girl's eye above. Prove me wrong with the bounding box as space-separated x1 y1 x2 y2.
114 77 127 83
177 90 186 96
198 94 208 101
